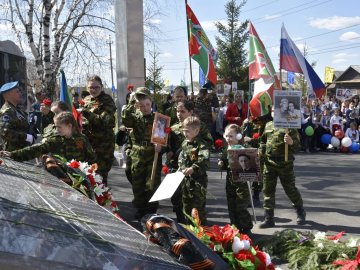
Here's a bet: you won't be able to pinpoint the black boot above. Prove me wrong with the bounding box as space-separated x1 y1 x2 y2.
296 207 306 225
259 209 275 229
175 210 186 224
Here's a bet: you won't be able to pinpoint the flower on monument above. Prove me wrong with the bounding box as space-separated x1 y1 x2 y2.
161 165 169 175
68 160 80 168
165 127 171 134
214 139 223 149
79 100 85 106
0 159 3 165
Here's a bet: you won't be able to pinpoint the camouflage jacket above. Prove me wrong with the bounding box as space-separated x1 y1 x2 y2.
81 91 116 151
11 133 96 164
0 102 30 151
168 121 213 169
241 121 265 148
194 97 213 125
178 137 209 177
41 111 55 133
41 124 58 142
121 102 154 149
260 121 300 160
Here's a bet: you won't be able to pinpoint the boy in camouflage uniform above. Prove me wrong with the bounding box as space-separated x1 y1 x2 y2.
259 120 306 228
178 116 210 224
167 100 213 223
121 87 162 220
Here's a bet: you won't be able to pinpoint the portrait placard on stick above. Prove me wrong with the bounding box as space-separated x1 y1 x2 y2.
273 90 302 129
151 112 171 146
227 148 261 182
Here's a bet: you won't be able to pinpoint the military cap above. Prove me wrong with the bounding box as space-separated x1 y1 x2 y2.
135 87 151 98
0 81 19 94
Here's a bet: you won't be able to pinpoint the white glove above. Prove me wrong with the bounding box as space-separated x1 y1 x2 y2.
26 134 34 144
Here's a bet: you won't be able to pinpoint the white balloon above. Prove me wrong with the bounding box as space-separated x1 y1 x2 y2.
341 137 352 147
331 136 340 147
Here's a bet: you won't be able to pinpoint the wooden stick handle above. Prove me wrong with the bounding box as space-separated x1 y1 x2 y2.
285 128 289 161
150 151 159 190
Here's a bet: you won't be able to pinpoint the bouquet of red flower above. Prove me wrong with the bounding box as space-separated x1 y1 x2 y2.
67 159 119 215
184 209 276 270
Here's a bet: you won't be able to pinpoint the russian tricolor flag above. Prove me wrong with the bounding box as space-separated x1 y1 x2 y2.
280 25 326 98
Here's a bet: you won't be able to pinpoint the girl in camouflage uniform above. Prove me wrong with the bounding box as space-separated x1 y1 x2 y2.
218 124 253 234
0 112 95 164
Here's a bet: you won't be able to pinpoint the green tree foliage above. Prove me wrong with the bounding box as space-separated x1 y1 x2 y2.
215 0 249 86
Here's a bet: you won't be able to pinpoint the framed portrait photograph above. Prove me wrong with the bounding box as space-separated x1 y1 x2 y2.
227 148 261 183
336 88 352 100
151 112 171 146
273 90 302 129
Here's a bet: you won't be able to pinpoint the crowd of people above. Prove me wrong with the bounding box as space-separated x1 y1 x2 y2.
1 79 359 236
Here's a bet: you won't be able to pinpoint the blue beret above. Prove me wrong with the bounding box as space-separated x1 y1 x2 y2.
0 81 19 94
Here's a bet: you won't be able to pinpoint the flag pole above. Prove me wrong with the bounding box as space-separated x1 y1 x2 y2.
185 0 194 94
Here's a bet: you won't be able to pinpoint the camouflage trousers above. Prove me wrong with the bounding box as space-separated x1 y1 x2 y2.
226 176 253 231
262 159 303 212
93 144 115 186
130 145 161 214
182 175 208 225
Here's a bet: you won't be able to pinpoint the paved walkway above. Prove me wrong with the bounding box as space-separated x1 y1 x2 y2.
108 151 360 268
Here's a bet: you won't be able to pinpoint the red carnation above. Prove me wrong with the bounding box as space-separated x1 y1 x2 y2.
0 159 2 165
252 133 260 139
165 127 171 134
162 165 169 174
69 160 80 168
79 100 85 106
235 249 255 263
88 174 96 186
327 231 345 240
214 139 223 149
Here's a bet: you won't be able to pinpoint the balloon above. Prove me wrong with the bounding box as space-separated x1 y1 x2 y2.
305 126 314 136
340 146 349 153
335 129 345 139
321 134 332 145
350 142 359 153
331 137 340 147
341 137 352 147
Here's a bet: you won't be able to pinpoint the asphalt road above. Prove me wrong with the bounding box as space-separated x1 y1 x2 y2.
109 150 360 239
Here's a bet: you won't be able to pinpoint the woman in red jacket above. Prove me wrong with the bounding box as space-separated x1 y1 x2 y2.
225 91 248 126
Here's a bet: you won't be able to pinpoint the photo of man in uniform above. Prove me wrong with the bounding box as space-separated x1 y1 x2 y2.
274 98 290 119
238 154 257 173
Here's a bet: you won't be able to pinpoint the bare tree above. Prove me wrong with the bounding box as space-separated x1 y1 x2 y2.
1 0 114 98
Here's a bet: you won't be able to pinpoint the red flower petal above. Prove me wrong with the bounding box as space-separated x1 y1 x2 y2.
327 231 345 240
165 127 171 134
161 165 169 174
69 160 80 168
252 133 260 139
79 100 85 106
215 139 223 149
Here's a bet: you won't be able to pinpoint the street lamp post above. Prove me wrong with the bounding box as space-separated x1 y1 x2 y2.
107 35 115 99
